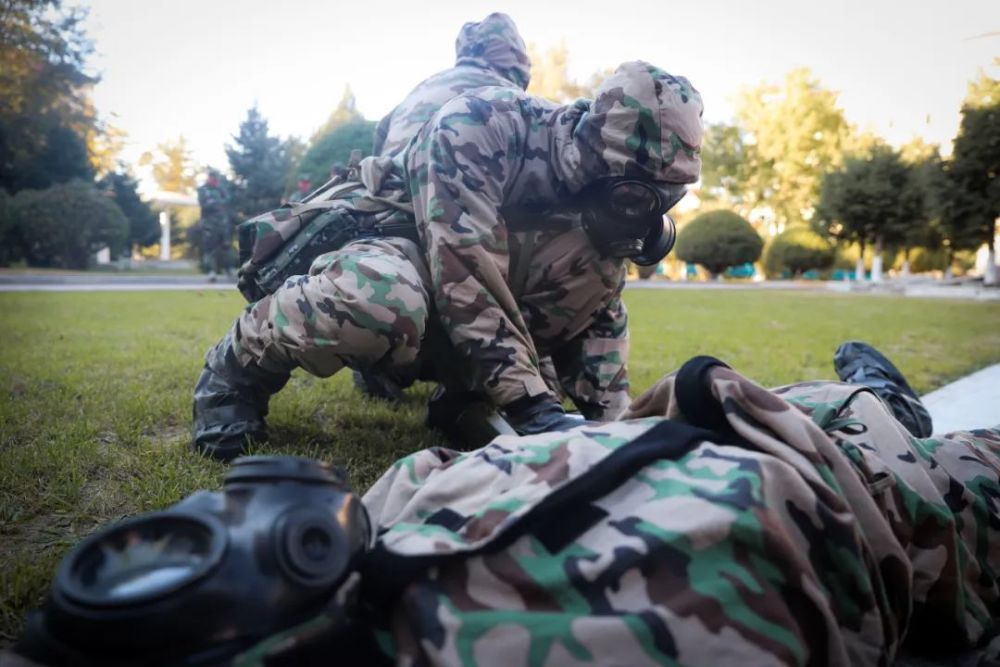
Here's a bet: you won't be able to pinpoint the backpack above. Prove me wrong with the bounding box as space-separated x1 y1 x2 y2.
235 155 417 303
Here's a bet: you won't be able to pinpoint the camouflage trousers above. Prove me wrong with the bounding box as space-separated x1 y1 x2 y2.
234 237 430 378
361 360 1000 666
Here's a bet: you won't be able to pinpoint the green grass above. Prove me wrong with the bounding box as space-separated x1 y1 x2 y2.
1 289 999 642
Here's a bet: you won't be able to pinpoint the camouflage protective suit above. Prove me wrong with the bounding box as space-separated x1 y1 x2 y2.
373 12 531 159
232 62 703 419
359 358 1000 666
357 12 535 399
196 178 234 274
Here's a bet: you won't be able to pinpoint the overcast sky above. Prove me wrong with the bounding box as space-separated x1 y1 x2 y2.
80 0 999 186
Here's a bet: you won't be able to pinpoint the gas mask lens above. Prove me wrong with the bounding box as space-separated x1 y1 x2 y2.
607 182 661 218
58 513 226 608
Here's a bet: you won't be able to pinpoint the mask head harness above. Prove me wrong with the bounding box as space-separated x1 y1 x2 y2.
578 178 686 266
17 456 371 666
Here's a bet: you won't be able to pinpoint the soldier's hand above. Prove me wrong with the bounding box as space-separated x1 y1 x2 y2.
502 394 586 436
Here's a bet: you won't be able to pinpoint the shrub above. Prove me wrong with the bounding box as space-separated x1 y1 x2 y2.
764 227 835 277
675 210 763 278
10 180 129 269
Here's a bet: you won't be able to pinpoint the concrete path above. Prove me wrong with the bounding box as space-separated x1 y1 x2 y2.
0 274 236 292
922 364 1000 433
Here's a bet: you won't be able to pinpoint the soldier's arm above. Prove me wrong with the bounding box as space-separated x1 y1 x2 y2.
552 291 631 420
408 97 551 407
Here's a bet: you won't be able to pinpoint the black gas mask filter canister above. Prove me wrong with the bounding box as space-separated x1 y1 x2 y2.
578 178 686 266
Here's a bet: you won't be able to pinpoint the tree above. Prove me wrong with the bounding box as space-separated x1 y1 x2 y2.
0 0 98 193
0 189 17 265
226 105 300 218
311 85 363 142
764 227 835 277
10 180 128 268
139 136 198 194
704 69 858 232
526 41 589 102
942 64 1000 284
675 210 763 278
99 169 159 249
815 146 922 281
296 120 376 185
699 122 752 205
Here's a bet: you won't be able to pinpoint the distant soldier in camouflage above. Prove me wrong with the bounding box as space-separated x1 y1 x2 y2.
354 12 533 403
359 346 1000 666
192 61 702 461
196 168 234 277
286 175 311 204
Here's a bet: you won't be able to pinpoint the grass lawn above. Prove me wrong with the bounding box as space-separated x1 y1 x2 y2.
1 288 999 642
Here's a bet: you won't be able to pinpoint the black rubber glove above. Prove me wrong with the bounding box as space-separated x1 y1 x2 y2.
502 394 586 436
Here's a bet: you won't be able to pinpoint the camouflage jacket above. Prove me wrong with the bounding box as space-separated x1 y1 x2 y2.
197 183 231 225
362 359 1000 666
399 63 702 413
373 12 531 158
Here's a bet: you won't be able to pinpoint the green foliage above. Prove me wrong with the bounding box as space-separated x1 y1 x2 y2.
310 85 363 143
225 105 300 218
99 170 159 248
941 87 999 252
9 180 128 268
723 69 858 227
699 122 751 203
296 120 376 185
764 227 835 277
139 136 198 194
0 0 99 193
675 210 763 277
815 146 924 255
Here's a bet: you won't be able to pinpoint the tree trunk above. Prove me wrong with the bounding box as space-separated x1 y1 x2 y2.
986 233 998 286
871 236 884 283
855 240 866 282
944 247 954 280
901 246 911 279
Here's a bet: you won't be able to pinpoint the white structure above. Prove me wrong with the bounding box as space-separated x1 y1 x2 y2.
159 211 171 260
148 190 199 262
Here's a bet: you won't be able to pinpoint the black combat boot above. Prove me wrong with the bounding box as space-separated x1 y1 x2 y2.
834 340 934 438
351 368 405 402
192 330 291 462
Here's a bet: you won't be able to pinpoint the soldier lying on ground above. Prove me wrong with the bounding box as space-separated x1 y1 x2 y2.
192 60 702 461
9 343 998 666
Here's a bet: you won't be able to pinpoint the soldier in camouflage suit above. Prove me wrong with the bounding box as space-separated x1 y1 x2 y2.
286 175 311 204
354 12 535 403
196 168 234 277
372 12 530 159
359 353 1000 666
192 61 702 461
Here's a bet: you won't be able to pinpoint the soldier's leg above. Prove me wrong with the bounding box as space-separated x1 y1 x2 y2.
193 238 430 461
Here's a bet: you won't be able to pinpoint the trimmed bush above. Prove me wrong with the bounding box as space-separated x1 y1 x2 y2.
764 227 835 277
675 210 763 278
10 180 129 269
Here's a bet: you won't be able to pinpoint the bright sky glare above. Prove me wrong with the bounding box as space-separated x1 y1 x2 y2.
81 0 999 186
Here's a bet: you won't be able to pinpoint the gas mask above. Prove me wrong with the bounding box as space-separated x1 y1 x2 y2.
15 456 371 666
578 178 686 266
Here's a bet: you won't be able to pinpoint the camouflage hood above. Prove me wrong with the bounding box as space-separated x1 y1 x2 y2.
454 13 531 90
558 61 704 190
